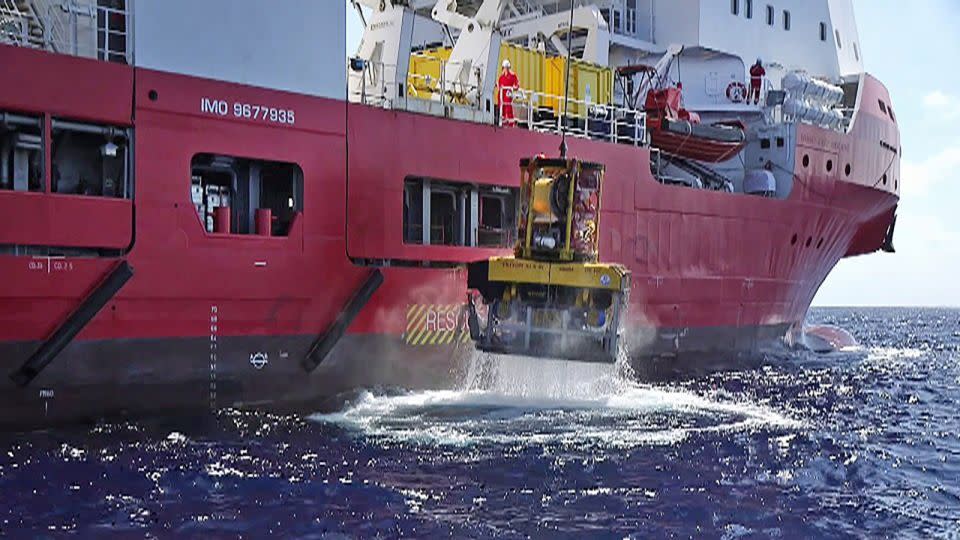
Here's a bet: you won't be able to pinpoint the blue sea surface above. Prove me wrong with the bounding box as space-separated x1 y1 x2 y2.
0 307 958 538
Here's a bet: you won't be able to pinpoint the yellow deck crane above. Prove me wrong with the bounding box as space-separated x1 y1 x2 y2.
465 156 630 363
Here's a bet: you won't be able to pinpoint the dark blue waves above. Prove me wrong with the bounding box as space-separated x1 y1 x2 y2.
0 307 957 539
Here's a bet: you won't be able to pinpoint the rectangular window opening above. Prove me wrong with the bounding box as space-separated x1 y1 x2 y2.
731 0 739 16
766 5 774 25
190 153 303 237
404 177 517 248
479 186 517 247
878 100 887 114
783 10 791 31
745 0 753 19
51 119 131 198
625 0 637 34
0 112 44 193
820 22 827 41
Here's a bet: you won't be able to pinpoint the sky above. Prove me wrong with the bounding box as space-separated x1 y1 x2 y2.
345 1 960 307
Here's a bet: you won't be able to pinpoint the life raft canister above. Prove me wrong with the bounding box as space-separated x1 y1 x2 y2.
726 81 747 103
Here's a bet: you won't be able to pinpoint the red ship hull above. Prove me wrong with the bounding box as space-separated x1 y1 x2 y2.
0 45 900 428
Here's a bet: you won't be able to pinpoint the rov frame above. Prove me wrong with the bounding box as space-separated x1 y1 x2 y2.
466 156 630 363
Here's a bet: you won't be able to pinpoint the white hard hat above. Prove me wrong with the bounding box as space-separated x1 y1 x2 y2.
502 59 511 69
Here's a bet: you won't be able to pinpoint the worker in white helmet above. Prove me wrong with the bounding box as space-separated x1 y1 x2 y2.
497 59 520 127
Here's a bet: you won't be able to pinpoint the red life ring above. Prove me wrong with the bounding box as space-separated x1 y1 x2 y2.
726 81 747 103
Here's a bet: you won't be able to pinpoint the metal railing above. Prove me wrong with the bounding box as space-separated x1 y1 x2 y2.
351 56 485 111
407 52 485 108
0 0 39 48
350 60 402 108
0 0 129 63
499 88 648 146
349 59 648 146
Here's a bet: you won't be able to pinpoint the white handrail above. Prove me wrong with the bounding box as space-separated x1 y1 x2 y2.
499 88 648 146
0 0 35 47
349 59 649 146
0 0 129 63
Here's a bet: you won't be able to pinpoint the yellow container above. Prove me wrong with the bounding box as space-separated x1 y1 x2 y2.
407 47 451 99
497 42 545 98
406 43 613 116
544 57 613 116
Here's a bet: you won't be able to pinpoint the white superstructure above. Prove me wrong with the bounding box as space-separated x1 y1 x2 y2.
348 0 865 199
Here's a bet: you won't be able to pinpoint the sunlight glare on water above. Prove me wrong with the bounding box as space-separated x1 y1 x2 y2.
311 352 801 449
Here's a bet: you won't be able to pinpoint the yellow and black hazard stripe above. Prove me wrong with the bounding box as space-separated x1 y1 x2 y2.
404 304 472 346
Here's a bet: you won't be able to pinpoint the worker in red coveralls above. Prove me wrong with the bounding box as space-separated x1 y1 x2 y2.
749 58 766 105
497 59 520 127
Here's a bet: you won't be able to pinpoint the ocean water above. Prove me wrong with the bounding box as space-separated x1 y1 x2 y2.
1 307 958 539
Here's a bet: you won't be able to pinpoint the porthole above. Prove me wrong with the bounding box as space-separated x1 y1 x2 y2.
882 174 888 185
826 159 834 172
791 234 798 246
148 90 159 101
802 154 810 168
845 164 851 177
806 237 812 248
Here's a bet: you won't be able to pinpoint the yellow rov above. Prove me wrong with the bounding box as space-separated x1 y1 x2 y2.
466 157 630 363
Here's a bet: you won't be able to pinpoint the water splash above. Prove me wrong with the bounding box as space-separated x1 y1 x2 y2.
312 351 800 449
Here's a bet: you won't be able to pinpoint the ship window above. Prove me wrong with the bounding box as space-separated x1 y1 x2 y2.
51 119 130 198
766 5 774 25
820 22 827 41
776 137 785 148
479 186 517 247
745 0 753 19
190 154 303 236
404 177 516 248
731 0 739 16
783 10 791 31
0 112 44 192
760 138 771 149
835 30 842 48
431 188 458 245
626 0 637 34
878 100 887 114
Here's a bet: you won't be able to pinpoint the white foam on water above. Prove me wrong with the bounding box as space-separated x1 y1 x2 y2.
310 352 801 449
864 347 926 362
